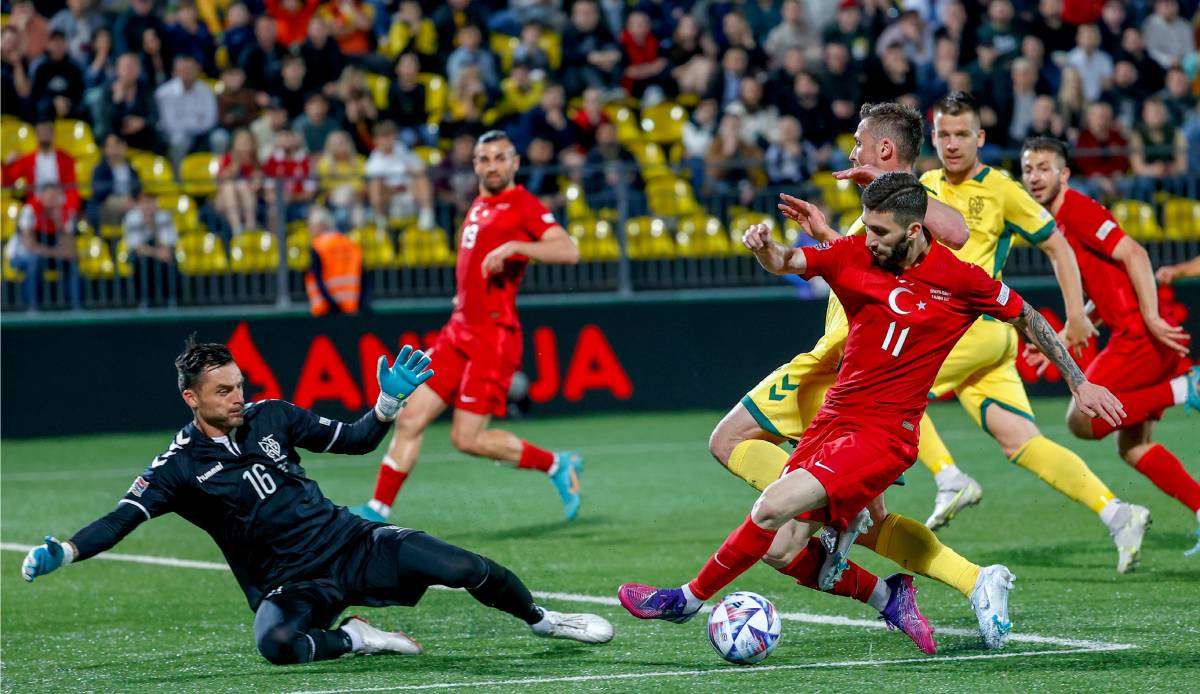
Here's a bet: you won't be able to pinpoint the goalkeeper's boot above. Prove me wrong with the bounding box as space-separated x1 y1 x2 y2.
1107 502 1151 573
1184 514 1200 557
339 616 422 655
925 472 982 530
879 573 937 655
816 508 873 591
970 564 1015 649
549 452 583 521
531 608 614 643
1184 366 1200 413
617 584 701 623
349 504 387 523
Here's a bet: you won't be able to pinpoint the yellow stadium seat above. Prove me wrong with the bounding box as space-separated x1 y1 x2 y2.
630 141 671 181
99 223 123 240
230 231 279 273
158 193 201 234
419 74 447 124
54 119 98 160
180 153 221 197
1 120 36 160
364 72 390 111
563 182 596 222
2 194 22 242
398 227 455 267
541 31 562 71
624 216 675 259
114 238 133 277
175 232 229 275
641 102 687 145
1162 197 1200 241
646 177 701 219
605 105 643 145
287 230 311 271
413 146 443 167
215 45 229 70
75 236 115 279
3 253 25 282
74 153 99 199
676 215 732 257
836 132 857 157
1112 199 1163 242
348 226 397 269
810 170 859 218
567 219 620 261
133 154 178 195
490 34 519 72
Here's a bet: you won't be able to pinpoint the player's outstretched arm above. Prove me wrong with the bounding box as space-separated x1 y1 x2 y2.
1037 231 1097 353
481 227 579 277
832 167 969 249
1156 254 1200 284
1111 237 1190 356
1010 303 1125 428
742 222 807 275
777 194 839 242
22 502 150 582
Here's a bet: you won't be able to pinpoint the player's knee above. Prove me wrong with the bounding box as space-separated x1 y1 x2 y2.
750 494 790 530
257 626 303 666
449 428 482 456
707 426 735 466
1065 407 1097 440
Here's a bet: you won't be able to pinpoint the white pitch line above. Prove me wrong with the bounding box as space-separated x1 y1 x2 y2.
0 543 1134 652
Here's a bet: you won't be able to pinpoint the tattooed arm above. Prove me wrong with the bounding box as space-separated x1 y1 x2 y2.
1009 303 1126 427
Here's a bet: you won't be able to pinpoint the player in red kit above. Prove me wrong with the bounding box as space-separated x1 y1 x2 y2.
1021 137 1200 555
618 174 1124 646
352 131 584 523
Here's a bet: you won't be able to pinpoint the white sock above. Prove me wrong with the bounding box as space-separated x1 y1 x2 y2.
529 606 551 633
680 583 704 611
1194 508 1200 524
934 465 969 489
547 455 560 477
1170 375 1189 406
340 624 364 651
367 499 390 517
1098 498 1124 527
867 579 891 612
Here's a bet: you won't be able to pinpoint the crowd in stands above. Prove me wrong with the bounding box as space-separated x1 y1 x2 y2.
1 0 1199 309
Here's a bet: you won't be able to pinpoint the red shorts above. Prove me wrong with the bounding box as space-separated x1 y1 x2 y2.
783 414 917 529
424 318 522 417
1085 328 1190 423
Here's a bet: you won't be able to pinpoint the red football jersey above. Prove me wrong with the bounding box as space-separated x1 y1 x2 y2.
1054 189 1143 336
801 234 1025 435
453 185 558 328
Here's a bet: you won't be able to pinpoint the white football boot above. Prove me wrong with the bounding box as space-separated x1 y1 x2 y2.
970 565 1015 649
531 609 614 644
925 473 983 530
340 616 423 655
817 508 873 591
1107 503 1151 573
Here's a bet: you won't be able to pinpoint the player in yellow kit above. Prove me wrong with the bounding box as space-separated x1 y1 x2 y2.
709 103 1018 650
913 92 1149 573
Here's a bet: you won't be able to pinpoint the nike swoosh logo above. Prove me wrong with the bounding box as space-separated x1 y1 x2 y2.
813 462 835 473
461 395 478 403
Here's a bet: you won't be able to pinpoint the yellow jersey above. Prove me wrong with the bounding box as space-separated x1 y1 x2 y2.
919 166 1055 279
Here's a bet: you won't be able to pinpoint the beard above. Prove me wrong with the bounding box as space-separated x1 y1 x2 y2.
873 235 912 272
481 173 512 195
1036 181 1062 207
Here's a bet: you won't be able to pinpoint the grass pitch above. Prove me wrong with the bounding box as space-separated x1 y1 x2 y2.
2 398 1198 692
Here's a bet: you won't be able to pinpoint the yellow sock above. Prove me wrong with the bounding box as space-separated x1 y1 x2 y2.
917 412 957 475
1010 435 1115 514
873 513 980 597
727 439 789 492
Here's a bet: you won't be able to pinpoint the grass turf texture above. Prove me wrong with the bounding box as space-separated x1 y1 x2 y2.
2 398 1198 692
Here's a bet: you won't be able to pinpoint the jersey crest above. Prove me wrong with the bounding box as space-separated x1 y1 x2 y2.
258 433 287 463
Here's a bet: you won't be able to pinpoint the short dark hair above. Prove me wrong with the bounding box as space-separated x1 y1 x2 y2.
859 101 923 165
477 129 512 146
862 172 928 229
175 333 234 392
1021 136 1069 167
933 91 979 120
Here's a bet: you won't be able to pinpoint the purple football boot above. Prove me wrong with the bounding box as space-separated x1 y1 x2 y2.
617 583 701 623
879 573 938 654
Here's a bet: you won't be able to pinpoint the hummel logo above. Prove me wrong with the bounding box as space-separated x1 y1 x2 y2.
196 462 225 483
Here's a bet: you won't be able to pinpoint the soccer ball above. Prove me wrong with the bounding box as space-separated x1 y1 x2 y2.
706 591 782 665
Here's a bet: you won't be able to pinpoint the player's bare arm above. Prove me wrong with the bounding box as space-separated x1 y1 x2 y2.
742 222 807 275
481 227 580 277
1110 236 1191 356
777 194 839 242
829 167 969 249
1009 302 1125 427
1155 254 1200 284
1037 231 1097 354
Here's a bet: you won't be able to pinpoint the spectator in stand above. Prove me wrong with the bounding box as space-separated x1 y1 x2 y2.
1065 24 1112 101
156 55 219 163
385 1 439 72
705 113 764 209
518 83 576 154
295 93 339 154
561 0 622 98
998 57 1040 146
583 121 644 214
322 0 376 59
1097 0 1128 56
976 0 1022 63
1074 101 1129 199
138 27 173 87
317 130 366 229
8 1 48 62
1026 95 1068 140
446 24 499 91
1158 68 1197 126
571 87 609 151
2 118 80 218
300 16 346 96
864 44 916 105
386 53 429 144
9 183 80 309
30 30 86 120
251 98 289 162
331 66 381 152
83 26 115 89
1 25 33 120
1101 61 1145 130
1019 35 1059 94
216 66 260 143
167 0 217 76
765 0 815 65
917 37 957 110
1118 27 1166 93
512 22 552 75
667 15 716 100
1130 97 1189 198
274 55 310 120
431 0 489 60
727 77 778 149
819 43 861 130
263 128 318 228
92 53 159 151
965 41 1004 116
435 132 479 215
635 0 688 41
682 98 719 178
239 15 285 93
266 0 320 48
305 205 363 317
824 0 871 64
718 12 768 66
444 64 489 139
787 71 833 149
765 116 820 188
49 0 101 65
1182 103 1200 181
89 133 142 229
113 0 163 56
216 128 262 235
706 47 749 108
516 138 561 210
1056 66 1087 133
121 190 178 305
766 47 806 107
621 10 671 99
1142 0 1194 69
364 121 434 230
877 8 932 66
222 3 256 69
484 61 542 129
1031 0 1076 56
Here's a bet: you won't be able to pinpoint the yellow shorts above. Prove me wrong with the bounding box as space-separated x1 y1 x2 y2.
930 317 1035 433
741 327 843 442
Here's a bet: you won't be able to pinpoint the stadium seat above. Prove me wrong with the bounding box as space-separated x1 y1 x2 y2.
605 105 643 145
2 194 21 242
74 154 99 199
175 232 229 275
54 119 98 161
1161 198 1200 241
114 238 133 277
810 171 860 218
133 154 178 195
646 177 701 218
624 216 675 259
158 193 201 234
179 153 221 198
413 146 443 167
641 102 687 145
398 226 455 267
1 120 36 159
730 212 779 244
364 72 390 111
1111 199 1163 242
75 235 115 279
490 34 519 72
630 142 671 182
2 253 25 282
563 182 596 222
229 231 279 273
286 230 311 272
99 223 123 240
348 226 397 269
215 45 229 70
568 219 621 261
835 132 857 157
676 215 733 257
419 74 447 124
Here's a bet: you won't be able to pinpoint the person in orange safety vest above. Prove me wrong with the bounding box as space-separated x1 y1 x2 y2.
305 206 363 316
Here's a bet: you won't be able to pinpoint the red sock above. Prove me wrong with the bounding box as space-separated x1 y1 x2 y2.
1134 444 1200 512
777 538 879 605
1091 383 1175 438
689 515 778 600
518 442 556 472
371 457 409 507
